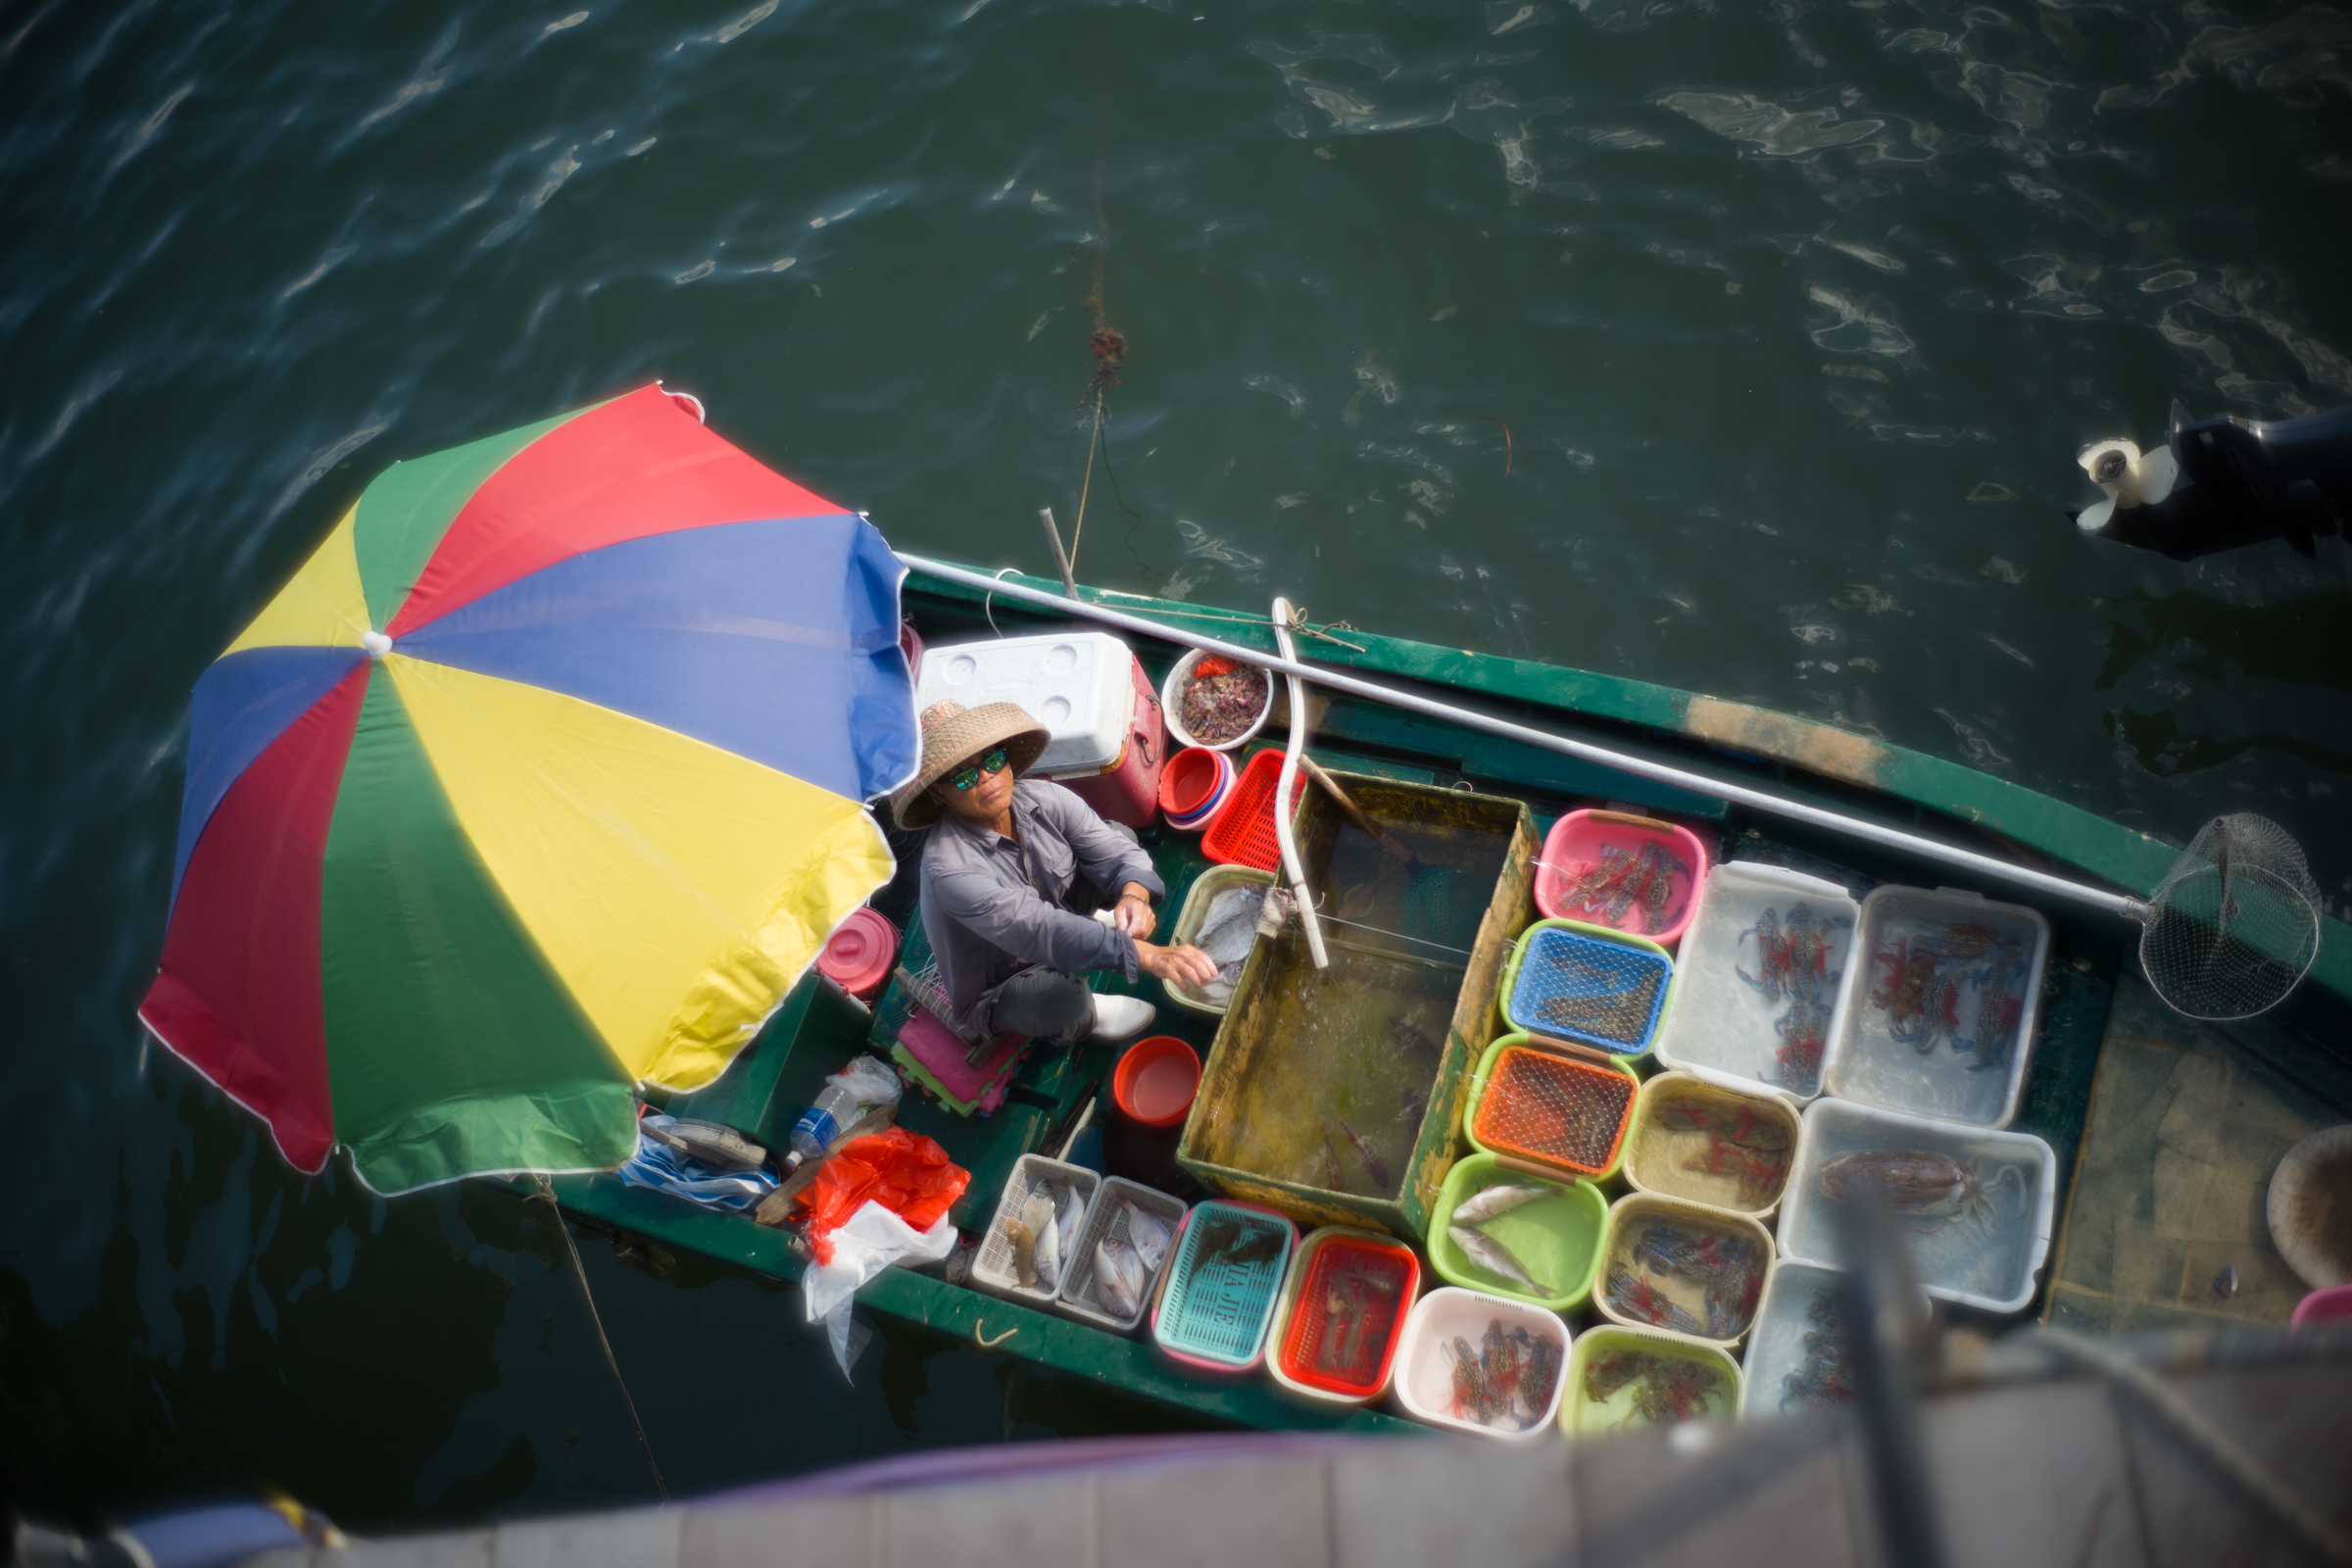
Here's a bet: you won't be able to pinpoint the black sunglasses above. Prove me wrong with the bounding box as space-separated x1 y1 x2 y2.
948 748 1010 791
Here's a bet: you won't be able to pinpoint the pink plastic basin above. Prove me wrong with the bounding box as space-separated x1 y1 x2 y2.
1534 809 1709 948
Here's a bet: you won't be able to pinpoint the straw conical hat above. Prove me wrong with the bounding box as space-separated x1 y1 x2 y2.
890 700 1051 830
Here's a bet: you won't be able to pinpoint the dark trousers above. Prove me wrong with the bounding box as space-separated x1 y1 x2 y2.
989 968 1097 1050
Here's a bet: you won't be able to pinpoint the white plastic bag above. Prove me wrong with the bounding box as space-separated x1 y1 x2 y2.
828 1054 905 1112
802 1199 955 1378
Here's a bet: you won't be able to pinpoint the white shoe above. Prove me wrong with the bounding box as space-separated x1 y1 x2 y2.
1089 994 1157 1041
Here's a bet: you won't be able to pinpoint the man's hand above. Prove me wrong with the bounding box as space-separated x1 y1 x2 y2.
1137 940 1218 990
1108 883 1156 939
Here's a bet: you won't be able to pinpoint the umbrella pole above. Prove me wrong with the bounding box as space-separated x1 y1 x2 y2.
531 1176 670 1501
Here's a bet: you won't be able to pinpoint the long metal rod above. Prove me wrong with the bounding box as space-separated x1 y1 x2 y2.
902 554 2150 923
1271 595 1330 970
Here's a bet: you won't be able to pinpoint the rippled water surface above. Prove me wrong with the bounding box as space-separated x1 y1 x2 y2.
3 0 2347 1528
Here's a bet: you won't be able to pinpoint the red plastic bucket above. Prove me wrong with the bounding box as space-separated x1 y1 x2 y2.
817 906 899 1001
1114 1035 1200 1129
1159 746 1231 827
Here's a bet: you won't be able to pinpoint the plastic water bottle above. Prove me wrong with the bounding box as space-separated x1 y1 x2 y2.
786 1081 860 1169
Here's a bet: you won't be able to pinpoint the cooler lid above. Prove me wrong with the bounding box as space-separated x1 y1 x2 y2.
914 631 1134 774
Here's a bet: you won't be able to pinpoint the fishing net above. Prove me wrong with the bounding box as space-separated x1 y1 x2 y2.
1471 1046 1637 1175
2139 813 2323 1021
1401 865 1486 954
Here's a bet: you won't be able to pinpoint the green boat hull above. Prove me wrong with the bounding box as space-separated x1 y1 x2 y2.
526 559 2351 1437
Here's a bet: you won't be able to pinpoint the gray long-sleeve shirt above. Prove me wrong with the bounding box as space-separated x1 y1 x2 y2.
918 779 1165 1034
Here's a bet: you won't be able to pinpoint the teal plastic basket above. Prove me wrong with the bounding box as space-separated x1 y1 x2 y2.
1504 922 1673 1054
1151 1200 1297 1372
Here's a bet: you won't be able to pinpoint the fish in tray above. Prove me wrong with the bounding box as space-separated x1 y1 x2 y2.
640 1116 768 1171
1193 1213 1287 1270
1120 1198 1173 1273
1449 1223 1551 1298
1007 1183 1085 1293
1536 965 1662 1042
1187 885 1266 1003
1093 1235 1150 1321
1448 1182 1551 1225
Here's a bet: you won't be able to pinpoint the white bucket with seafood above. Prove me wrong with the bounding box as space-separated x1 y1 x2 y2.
1390 1285 1569 1441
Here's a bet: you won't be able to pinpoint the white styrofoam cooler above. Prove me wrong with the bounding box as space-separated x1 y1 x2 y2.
916 632 1134 773
914 631 1163 827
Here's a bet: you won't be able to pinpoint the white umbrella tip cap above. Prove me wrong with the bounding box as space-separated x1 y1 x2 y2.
361 631 393 659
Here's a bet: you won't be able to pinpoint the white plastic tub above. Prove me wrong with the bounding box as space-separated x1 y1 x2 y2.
1390 1286 1570 1441
1777 1098 2057 1315
971 1154 1102 1307
1056 1176 1185 1333
916 632 1136 774
1822 885 2049 1129
1736 1259 1931 1421
1651 862 1862 1104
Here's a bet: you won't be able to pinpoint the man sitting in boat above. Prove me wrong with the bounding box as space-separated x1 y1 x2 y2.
894 699 1219 1048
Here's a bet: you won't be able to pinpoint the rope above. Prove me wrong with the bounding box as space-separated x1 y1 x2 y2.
531 1176 668 1501
982 566 1021 637
1119 600 1368 653
1310 907 1478 961
1070 389 1103 577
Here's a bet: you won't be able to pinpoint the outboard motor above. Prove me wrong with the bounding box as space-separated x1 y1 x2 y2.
2071 399 2352 560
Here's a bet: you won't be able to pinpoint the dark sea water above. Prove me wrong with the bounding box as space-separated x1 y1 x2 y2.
3 0 2347 1529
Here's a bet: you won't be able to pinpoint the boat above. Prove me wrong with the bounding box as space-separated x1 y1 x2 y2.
524 553 2352 1438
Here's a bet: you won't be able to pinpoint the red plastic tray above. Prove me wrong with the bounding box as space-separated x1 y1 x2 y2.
1200 748 1306 871
1275 1234 1418 1398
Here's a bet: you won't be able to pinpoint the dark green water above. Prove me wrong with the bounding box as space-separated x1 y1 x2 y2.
3 0 2347 1528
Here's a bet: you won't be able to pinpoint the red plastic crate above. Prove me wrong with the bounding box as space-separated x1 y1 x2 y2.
1200 748 1306 871
1275 1234 1418 1398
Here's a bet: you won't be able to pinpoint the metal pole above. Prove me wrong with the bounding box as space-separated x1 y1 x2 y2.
1270 597 1330 971
897 553 2151 924
1036 509 1078 599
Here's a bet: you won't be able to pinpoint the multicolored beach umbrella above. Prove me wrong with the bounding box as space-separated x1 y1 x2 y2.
141 385 917 1194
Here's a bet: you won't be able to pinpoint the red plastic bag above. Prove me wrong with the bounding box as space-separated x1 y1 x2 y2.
795 1127 969 1264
